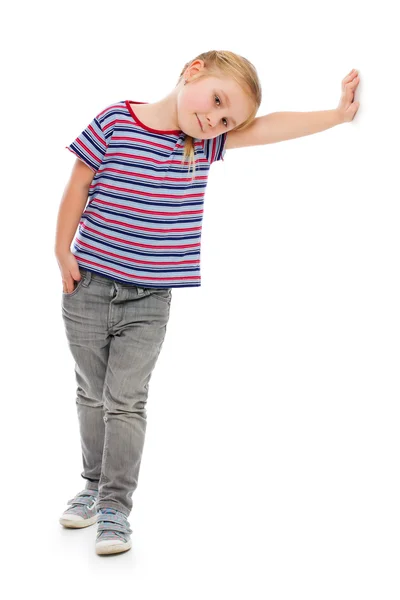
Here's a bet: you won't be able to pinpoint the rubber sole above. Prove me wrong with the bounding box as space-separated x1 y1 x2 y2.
96 539 132 555
59 514 98 528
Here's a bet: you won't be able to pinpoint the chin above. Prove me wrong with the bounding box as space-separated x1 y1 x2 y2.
180 115 206 139
183 128 204 139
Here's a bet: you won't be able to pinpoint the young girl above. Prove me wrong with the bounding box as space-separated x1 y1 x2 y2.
56 49 360 556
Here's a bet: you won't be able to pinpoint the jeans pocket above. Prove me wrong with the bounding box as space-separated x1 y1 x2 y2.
62 271 87 298
150 288 172 304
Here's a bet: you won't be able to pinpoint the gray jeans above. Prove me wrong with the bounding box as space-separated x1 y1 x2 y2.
61 267 172 517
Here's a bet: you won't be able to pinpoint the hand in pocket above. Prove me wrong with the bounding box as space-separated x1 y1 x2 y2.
56 251 82 293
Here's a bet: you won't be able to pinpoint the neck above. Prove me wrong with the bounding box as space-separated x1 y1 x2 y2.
138 90 180 130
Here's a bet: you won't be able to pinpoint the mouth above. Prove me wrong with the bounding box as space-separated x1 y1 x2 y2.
196 114 203 132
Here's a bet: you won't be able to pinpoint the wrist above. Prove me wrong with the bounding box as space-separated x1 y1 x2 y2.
55 245 72 259
335 108 346 125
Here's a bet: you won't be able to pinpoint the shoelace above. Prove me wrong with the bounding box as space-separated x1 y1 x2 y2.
96 508 132 542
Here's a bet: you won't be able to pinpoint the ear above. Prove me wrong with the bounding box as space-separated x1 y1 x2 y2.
185 59 206 80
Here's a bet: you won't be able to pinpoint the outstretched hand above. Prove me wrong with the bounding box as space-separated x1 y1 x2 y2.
337 69 360 122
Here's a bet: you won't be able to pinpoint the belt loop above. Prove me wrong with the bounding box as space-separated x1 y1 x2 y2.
136 286 145 295
82 269 92 287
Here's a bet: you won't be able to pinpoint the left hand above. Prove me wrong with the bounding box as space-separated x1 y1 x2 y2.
337 69 360 122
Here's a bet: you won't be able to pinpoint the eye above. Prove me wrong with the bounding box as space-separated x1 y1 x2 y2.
214 95 228 127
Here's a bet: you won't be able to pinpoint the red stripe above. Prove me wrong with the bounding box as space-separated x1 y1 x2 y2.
74 255 200 284
105 150 208 166
92 181 205 201
82 216 202 238
77 238 200 265
87 123 107 147
89 197 203 216
96 166 208 182
113 133 182 151
75 138 102 162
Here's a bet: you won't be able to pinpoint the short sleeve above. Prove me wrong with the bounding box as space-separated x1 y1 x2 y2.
204 131 227 164
65 115 108 173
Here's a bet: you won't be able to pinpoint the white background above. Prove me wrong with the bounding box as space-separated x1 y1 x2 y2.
1 0 399 597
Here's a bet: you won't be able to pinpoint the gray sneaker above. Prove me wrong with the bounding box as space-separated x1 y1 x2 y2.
95 508 132 555
59 489 99 528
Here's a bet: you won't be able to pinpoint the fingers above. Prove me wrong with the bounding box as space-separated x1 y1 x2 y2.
62 271 81 294
342 70 360 95
343 69 359 84
347 76 360 91
63 276 76 294
346 73 358 83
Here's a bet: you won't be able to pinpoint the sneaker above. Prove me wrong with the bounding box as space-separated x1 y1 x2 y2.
59 489 98 528
95 508 132 555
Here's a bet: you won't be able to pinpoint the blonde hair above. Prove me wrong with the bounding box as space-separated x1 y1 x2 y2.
176 50 262 178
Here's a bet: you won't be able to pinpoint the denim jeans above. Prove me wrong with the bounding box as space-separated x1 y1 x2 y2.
61 267 172 517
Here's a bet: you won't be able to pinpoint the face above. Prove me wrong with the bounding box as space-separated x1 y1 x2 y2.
176 61 255 139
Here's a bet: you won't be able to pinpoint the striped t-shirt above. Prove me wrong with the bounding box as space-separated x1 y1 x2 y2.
65 100 227 288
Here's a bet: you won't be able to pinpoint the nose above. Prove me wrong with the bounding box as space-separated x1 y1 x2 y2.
205 114 219 129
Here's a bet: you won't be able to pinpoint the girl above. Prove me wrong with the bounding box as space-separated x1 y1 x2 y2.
55 49 360 556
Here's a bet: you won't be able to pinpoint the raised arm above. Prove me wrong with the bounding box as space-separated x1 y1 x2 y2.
225 69 360 150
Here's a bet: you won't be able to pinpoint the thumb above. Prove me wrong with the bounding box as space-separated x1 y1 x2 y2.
351 102 360 117
73 268 82 281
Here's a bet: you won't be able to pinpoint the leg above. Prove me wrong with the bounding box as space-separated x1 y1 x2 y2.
61 269 111 491
96 285 172 517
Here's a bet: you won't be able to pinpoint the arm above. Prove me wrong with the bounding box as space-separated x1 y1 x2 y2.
225 109 344 149
225 68 360 150
55 158 94 292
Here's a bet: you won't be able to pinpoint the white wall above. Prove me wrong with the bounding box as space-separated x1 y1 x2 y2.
2 0 399 597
